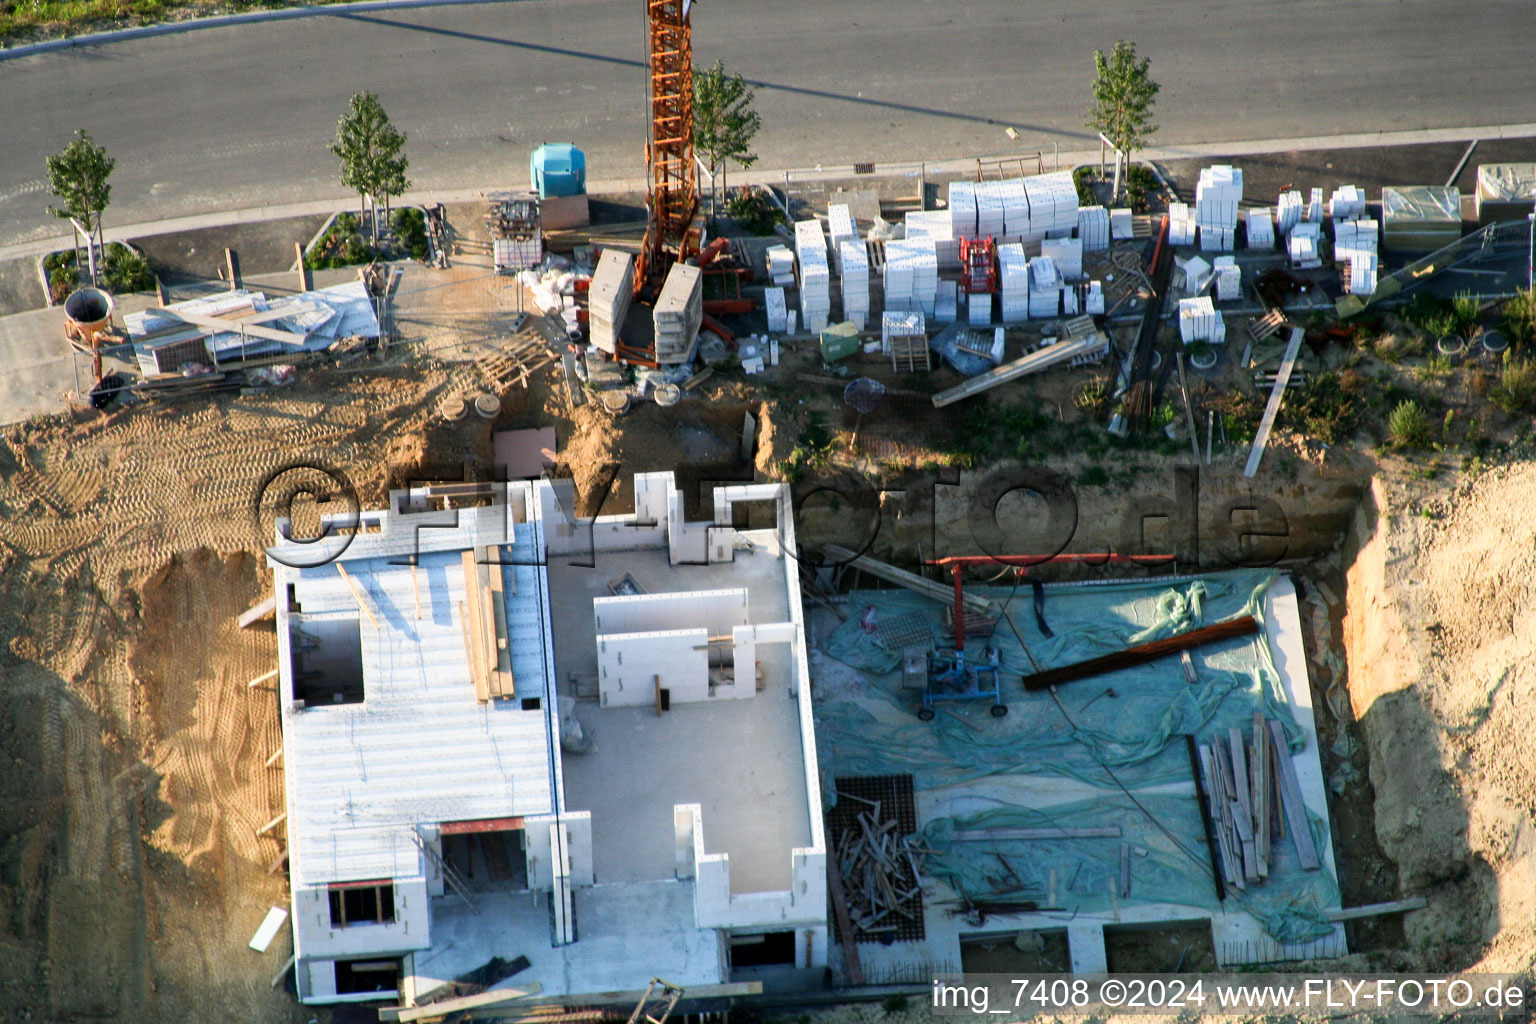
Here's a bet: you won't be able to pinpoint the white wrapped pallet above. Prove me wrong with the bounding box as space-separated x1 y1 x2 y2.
882 310 926 353
998 242 1029 321
935 280 959 324
1110 207 1135 240
586 249 635 354
947 180 978 237
1001 179 1030 236
839 239 870 329
1329 185 1366 220
966 291 992 326
1077 205 1110 251
1306 187 1325 224
1334 218 1380 295
795 219 831 334
1177 295 1222 344
653 262 703 363
1288 222 1323 269
883 238 938 316
1195 165 1242 252
1024 172 1079 235
1041 236 1083 280
766 244 797 286
1028 254 1060 319
1085 280 1105 315
1213 255 1241 302
1175 254 1212 295
1246 207 1275 250
974 180 1006 237
906 210 959 269
1168 202 1196 246
828 204 857 270
765 286 788 332
1060 286 1078 316
1276 190 1304 234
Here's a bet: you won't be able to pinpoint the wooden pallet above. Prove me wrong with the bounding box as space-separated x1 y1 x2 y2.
889 334 930 373
866 238 887 274
1062 314 1096 339
1132 214 1157 238
1248 308 1286 342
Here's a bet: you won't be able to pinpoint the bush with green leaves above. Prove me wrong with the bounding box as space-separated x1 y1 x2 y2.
1502 288 1536 348
1402 293 1459 339
101 243 152 293
1388 399 1430 448
724 185 785 236
392 207 430 262
1490 357 1536 414
1072 165 1098 206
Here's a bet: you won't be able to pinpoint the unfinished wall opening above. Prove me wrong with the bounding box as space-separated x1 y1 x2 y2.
441 820 528 891
334 958 400 995
290 614 365 707
1102 920 1216 973
327 882 396 928
728 929 797 968
960 929 1069 973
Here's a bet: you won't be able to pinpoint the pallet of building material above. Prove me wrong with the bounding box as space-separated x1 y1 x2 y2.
587 249 634 355
652 262 703 364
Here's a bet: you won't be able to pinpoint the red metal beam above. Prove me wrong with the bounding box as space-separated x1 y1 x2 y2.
440 816 526 835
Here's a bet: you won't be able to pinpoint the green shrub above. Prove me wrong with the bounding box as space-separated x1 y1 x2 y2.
1402 293 1458 338
1072 165 1098 206
48 265 76 305
724 185 785 236
392 207 430 262
1388 399 1430 448
1124 163 1157 190
1289 372 1360 445
1502 288 1536 347
101 243 153 293
1451 291 1481 334
1372 331 1424 364
881 994 910 1015
1490 358 1536 414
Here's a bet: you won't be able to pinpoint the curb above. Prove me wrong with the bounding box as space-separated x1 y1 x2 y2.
0 0 521 61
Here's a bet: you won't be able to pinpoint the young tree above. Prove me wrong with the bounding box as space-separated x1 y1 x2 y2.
1085 41 1160 201
331 91 410 244
693 60 762 224
45 129 114 286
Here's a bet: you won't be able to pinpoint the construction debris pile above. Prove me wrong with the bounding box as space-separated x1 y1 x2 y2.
831 799 928 942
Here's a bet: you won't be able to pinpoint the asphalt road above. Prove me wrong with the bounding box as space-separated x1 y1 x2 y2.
2 0 1533 248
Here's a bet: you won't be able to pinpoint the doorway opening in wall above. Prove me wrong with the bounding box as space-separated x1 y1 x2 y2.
335 957 400 995
328 881 396 927
442 818 528 891
728 930 797 968
290 614 365 706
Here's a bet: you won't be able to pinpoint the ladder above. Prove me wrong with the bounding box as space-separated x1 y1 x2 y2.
626 979 685 1024
412 828 479 914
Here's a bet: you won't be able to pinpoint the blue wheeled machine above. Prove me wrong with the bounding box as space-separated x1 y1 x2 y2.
919 643 1004 720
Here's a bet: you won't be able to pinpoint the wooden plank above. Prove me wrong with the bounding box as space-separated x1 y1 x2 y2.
931 335 1095 408
825 837 865 985
485 546 515 699
1022 616 1258 690
379 982 543 1023
238 595 277 629
1228 728 1253 832
461 553 490 701
440 817 525 835
247 667 280 689
1269 719 1321 870
1119 842 1131 897
264 746 283 768
1326 897 1427 922
459 599 490 703
257 812 286 836
950 826 1121 841
1252 712 1271 874
822 544 996 614
148 306 310 346
1199 745 1239 889
1186 735 1227 902
334 564 381 631
1176 350 1201 464
1243 327 1305 477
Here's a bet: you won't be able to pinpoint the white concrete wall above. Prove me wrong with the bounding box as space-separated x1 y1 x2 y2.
597 629 710 706
524 812 594 890
293 877 431 961
592 588 749 636
676 804 826 931
537 476 669 557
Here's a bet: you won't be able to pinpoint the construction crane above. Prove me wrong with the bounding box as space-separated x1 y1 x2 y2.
635 0 703 302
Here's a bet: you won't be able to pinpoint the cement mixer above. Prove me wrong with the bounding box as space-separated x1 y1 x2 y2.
63 286 116 383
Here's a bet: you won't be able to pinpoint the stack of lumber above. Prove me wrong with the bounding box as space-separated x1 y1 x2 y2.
795 220 832 333
1288 222 1323 269
1041 236 1083 280
1178 296 1224 344
1380 186 1463 252
460 547 515 702
840 242 870 329
765 286 788 333
832 802 928 940
1168 202 1197 246
652 262 703 364
1195 164 1243 251
828 203 858 271
998 243 1029 321
947 179 978 237
1027 255 1061 319
1077 205 1110 251
1213 256 1241 302
1276 190 1304 235
1329 185 1366 220
1246 207 1275 250
1195 715 1320 892
1475 163 1536 223
1333 218 1380 295
586 250 633 355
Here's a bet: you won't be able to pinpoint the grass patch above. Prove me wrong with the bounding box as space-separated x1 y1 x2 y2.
1370 331 1425 364
1490 358 1536 414
1502 288 1536 348
1388 399 1430 449
773 412 834 482
1287 371 1362 445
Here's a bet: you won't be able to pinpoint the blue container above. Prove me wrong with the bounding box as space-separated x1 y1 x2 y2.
530 143 587 198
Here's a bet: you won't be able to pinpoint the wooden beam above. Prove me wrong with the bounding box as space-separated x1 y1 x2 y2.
1022 616 1259 690
825 837 865 985
1268 719 1321 870
1326 897 1427 922
1244 327 1304 477
1252 712 1271 875
378 983 543 1023
459 599 489 703
147 306 309 346
247 667 280 689
821 544 996 614
411 557 422 620
950 826 1121 841
1186 735 1227 902
931 335 1096 408
334 563 381 630
264 746 283 768
257 811 287 836
238 595 277 629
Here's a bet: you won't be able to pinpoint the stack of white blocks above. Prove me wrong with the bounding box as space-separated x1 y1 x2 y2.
1041 237 1083 280
935 280 958 324
974 181 1006 237
766 245 796 287
839 240 870 329
1078 205 1110 251
828 204 857 271
1023 172 1080 237
1288 222 1323 268
1276 190 1304 234
1195 164 1242 252
1028 255 1061 319
1246 208 1275 250
1213 255 1241 302
1061 285 1079 316
948 180 978 237
1178 295 1225 344
1110 208 1135 240
1176 254 1212 295
1333 218 1380 295
765 286 788 333
906 210 959 269
1168 202 1198 246
794 220 831 333
881 310 926 353
998 243 1029 321
1329 185 1366 221
1306 188 1325 224
1085 280 1106 315
1001 180 1031 237
967 289 992 326
884 238 939 315
586 248 635 355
